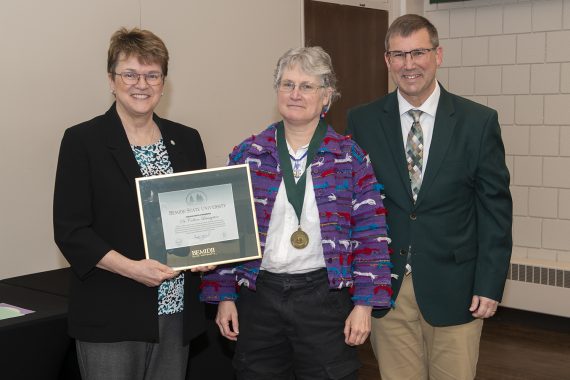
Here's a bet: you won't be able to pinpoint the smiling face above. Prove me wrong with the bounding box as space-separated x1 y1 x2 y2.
277 64 331 129
109 53 164 120
385 28 442 107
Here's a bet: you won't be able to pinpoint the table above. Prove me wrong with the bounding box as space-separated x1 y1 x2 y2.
2 268 71 298
0 283 71 380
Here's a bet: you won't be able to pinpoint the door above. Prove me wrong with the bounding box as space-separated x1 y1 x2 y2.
304 0 389 133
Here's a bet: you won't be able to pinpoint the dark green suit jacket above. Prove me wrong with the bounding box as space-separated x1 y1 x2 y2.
347 86 512 326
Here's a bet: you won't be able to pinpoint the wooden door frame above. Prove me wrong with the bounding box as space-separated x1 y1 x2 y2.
301 0 409 44
303 0 390 132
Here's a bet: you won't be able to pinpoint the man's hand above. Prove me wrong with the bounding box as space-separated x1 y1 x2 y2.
470 295 499 319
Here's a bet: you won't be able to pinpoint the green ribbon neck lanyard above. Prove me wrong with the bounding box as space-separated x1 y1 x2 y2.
276 120 327 248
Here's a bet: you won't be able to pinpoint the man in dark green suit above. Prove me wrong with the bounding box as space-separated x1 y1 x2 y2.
347 14 512 380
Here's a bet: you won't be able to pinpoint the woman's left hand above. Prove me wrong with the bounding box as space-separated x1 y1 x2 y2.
344 305 373 346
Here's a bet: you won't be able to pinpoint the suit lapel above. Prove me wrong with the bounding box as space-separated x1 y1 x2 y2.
415 88 456 205
378 93 414 200
104 105 142 191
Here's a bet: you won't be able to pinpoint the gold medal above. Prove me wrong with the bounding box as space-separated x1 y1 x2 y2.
291 227 309 249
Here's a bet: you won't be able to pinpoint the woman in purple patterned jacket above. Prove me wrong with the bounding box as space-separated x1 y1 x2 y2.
200 46 392 380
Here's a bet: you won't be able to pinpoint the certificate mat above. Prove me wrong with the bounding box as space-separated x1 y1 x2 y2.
136 165 261 270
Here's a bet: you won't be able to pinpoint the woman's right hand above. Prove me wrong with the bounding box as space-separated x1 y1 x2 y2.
97 250 179 287
216 300 239 341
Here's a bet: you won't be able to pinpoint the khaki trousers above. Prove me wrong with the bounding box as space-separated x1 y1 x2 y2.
370 274 483 380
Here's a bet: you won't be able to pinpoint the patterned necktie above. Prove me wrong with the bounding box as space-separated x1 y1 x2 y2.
406 109 424 202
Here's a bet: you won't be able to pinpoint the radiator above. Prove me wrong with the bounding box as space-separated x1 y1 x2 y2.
501 258 570 318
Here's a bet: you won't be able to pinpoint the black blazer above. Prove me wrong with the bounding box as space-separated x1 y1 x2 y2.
54 104 206 343
347 86 512 326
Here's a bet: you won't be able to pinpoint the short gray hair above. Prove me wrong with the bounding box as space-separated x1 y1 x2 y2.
273 46 340 104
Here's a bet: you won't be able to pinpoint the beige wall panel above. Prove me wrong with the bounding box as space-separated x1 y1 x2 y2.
142 0 302 167
0 0 140 278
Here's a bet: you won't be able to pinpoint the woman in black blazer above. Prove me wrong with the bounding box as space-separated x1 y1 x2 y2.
53 27 209 380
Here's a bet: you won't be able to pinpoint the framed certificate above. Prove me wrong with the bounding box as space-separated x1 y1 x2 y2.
135 164 261 270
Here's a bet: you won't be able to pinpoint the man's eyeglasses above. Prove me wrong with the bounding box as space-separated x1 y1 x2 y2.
114 71 164 86
278 81 324 94
385 47 437 64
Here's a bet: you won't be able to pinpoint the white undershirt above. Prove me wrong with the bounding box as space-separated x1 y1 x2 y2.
397 82 441 178
260 140 326 274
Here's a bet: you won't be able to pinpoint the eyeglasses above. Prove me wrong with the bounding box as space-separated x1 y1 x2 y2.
278 80 324 94
385 47 437 64
114 71 164 86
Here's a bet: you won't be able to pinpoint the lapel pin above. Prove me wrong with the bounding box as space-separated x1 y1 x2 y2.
170 140 176 146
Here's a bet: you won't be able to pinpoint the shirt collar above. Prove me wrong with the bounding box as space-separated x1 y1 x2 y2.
397 81 441 118
287 141 309 158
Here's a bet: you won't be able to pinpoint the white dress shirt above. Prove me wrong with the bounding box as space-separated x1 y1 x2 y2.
398 83 441 273
260 140 326 274
397 82 441 179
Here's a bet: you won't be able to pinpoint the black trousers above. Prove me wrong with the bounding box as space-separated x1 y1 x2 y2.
234 269 360 380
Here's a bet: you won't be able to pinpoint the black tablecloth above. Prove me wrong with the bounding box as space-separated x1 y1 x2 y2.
2 268 71 298
0 283 71 380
